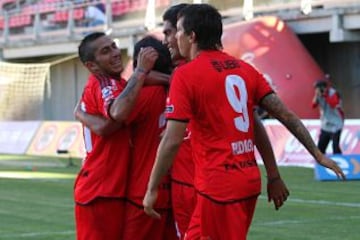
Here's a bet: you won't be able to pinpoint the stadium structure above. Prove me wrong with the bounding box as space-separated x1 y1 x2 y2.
0 0 359 121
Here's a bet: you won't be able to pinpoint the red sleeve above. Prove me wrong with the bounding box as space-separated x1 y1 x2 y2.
312 101 318 108
82 81 100 115
165 69 192 121
325 91 340 108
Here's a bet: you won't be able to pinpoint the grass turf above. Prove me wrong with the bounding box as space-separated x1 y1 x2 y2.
0 154 359 240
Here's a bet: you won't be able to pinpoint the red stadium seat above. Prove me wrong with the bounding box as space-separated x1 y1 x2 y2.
53 8 84 22
73 8 84 20
53 11 67 22
112 1 130 16
8 14 32 28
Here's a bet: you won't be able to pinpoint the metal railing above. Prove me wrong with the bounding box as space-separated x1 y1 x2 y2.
0 0 357 48
0 0 164 47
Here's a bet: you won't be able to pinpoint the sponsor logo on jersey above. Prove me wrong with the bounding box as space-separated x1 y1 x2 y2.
101 86 113 99
224 159 257 171
231 139 254 155
165 104 174 114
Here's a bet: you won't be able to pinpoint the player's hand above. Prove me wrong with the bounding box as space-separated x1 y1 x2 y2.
136 47 159 74
143 189 161 219
317 155 346 180
267 176 290 210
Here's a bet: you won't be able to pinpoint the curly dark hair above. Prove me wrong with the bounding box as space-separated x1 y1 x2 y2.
133 35 172 74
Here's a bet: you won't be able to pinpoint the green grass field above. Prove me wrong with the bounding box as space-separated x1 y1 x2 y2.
0 154 359 240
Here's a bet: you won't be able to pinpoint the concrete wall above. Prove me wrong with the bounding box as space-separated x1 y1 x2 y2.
44 51 130 121
44 58 88 120
299 33 360 118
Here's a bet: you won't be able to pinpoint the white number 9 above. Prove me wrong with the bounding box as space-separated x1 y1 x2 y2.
225 75 249 132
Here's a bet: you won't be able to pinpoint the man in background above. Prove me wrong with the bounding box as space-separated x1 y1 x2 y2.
312 79 344 154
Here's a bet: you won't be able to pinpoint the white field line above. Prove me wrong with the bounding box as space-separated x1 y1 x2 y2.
256 215 360 226
259 195 360 208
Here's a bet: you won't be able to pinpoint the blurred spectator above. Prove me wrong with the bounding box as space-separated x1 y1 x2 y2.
312 79 344 154
84 0 106 27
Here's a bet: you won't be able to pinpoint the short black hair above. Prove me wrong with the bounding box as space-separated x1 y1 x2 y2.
78 32 106 63
314 80 328 89
162 3 189 28
133 35 172 74
178 4 223 50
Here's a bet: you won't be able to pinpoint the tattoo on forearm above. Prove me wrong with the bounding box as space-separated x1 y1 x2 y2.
261 94 318 155
117 72 143 100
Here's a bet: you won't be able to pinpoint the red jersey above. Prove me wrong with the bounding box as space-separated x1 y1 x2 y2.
126 86 170 208
171 59 195 186
171 126 194 186
74 74 131 204
166 51 273 203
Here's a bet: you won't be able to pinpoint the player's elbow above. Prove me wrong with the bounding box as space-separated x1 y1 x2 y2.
109 107 127 125
93 128 108 136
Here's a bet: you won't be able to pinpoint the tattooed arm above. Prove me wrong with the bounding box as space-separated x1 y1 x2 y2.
144 71 170 86
109 47 158 122
260 93 345 179
74 100 121 136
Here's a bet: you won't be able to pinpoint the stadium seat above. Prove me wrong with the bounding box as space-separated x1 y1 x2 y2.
8 14 32 28
53 8 84 22
156 0 170 7
1 0 16 6
74 8 84 20
112 1 130 16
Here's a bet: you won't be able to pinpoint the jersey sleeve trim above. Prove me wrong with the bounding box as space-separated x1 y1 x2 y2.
258 90 274 104
166 118 190 123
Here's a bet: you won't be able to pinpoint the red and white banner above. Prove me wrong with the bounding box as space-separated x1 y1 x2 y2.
3 119 360 168
256 119 360 167
0 121 41 154
26 121 85 158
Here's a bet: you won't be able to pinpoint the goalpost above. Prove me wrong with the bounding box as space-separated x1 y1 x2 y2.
0 61 50 120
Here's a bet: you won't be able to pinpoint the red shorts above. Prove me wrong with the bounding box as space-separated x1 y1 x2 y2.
123 201 178 240
75 197 125 240
163 209 180 240
172 182 197 239
185 194 258 240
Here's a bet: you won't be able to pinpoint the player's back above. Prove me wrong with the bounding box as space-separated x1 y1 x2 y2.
170 50 273 202
126 86 171 208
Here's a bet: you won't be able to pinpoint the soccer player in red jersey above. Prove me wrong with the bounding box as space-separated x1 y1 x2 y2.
162 4 290 239
144 4 345 240
121 36 177 240
75 35 177 239
74 32 158 240
162 4 197 239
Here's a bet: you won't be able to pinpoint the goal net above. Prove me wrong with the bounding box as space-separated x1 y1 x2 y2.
0 61 50 120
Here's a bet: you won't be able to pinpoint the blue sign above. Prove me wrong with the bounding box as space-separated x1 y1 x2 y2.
314 154 360 181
